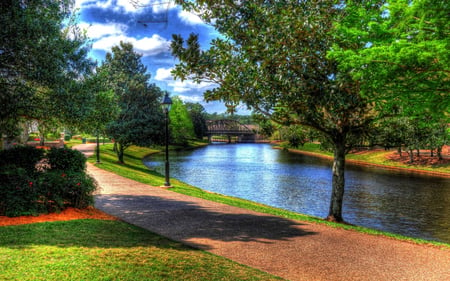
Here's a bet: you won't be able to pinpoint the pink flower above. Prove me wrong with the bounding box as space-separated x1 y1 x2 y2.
28 181 33 187
76 183 81 186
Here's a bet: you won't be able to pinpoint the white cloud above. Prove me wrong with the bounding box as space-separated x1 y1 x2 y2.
155 67 174 81
78 22 128 39
177 95 204 103
178 10 204 25
92 34 170 56
170 80 216 93
75 0 177 14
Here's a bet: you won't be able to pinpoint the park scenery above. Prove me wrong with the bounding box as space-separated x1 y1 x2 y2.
1 1 449 280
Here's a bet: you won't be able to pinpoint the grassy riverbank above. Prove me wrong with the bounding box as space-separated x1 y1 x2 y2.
88 143 449 248
282 143 450 176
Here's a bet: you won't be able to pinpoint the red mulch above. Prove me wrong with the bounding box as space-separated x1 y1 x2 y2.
387 152 450 166
0 206 118 227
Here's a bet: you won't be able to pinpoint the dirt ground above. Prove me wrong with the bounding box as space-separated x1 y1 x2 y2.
0 206 118 226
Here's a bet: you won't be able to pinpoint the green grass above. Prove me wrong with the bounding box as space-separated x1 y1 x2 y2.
0 220 283 281
285 143 450 174
88 144 450 249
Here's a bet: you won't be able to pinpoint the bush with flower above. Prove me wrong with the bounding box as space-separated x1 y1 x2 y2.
0 146 97 217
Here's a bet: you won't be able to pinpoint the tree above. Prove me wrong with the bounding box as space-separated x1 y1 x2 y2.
99 42 165 163
172 0 448 222
172 1 380 222
330 0 449 118
0 0 94 142
185 102 208 139
169 97 196 145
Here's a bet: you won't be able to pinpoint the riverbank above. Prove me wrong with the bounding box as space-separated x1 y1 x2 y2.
78 143 449 247
76 144 449 281
276 143 450 178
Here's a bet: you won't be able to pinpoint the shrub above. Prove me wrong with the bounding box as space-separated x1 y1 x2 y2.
47 148 86 172
0 168 43 217
38 171 97 212
0 147 97 217
0 146 45 173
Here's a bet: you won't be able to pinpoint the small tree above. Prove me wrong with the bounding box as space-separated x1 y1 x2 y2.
185 102 208 140
99 41 165 163
169 97 196 145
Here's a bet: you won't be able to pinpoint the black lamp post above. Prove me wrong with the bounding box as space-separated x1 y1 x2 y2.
161 92 172 187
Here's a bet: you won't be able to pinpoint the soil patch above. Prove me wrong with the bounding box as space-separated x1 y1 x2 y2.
387 151 450 166
0 206 118 227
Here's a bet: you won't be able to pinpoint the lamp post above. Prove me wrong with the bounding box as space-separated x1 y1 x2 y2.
161 92 172 187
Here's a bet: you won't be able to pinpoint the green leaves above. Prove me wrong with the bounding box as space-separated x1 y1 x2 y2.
100 42 165 163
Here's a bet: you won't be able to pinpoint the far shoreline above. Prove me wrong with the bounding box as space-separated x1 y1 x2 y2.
274 146 450 179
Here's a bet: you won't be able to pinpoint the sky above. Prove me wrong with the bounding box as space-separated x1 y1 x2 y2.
74 0 249 114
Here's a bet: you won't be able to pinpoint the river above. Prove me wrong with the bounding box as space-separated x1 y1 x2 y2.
144 143 450 243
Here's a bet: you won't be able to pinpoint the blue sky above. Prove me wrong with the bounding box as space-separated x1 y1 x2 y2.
75 0 247 114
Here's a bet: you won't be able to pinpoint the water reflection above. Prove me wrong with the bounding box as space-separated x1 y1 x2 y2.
144 144 450 243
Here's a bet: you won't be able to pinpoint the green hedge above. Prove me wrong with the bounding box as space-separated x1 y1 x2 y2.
0 146 97 217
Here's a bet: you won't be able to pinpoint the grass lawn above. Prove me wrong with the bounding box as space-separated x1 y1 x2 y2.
286 143 450 174
87 143 449 248
0 220 282 281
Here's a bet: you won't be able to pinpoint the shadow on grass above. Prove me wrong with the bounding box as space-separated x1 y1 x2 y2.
94 194 316 250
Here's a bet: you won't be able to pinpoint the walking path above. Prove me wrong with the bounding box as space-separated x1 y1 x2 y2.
75 144 450 281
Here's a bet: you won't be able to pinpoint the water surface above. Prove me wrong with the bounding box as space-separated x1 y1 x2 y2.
145 143 450 243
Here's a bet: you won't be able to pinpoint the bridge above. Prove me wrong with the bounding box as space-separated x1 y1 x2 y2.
206 119 256 143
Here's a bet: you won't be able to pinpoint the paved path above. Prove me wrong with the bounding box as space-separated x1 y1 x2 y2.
75 144 450 281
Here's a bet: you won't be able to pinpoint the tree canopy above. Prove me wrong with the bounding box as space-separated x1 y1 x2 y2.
171 0 449 222
0 0 95 140
99 41 165 163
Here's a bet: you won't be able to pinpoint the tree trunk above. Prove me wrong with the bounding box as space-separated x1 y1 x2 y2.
409 149 414 163
327 137 346 223
398 146 402 157
437 146 443 160
116 142 124 163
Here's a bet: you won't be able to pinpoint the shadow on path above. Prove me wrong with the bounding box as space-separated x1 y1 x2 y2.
95 194 316 250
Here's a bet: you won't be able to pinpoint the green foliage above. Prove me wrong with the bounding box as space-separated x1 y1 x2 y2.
171 0 449 222
47 148 87 173
0 168 40 217
185 102 208 139
0 146 45 174
99 42 165 163
169 97 196 145
0 147 97 217
0 0 94 138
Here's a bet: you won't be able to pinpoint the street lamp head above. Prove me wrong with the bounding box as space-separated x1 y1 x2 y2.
161 92 172 112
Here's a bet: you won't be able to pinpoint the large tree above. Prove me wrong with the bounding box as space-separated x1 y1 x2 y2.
171 0 448 222
0 0 94 141
99 41 165 163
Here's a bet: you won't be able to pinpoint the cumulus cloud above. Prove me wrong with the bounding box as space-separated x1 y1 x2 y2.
177 95 204 103
92 34 170 56
155 67 174 81
170 80 216 93
178 10 204 25
78 22 128 39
